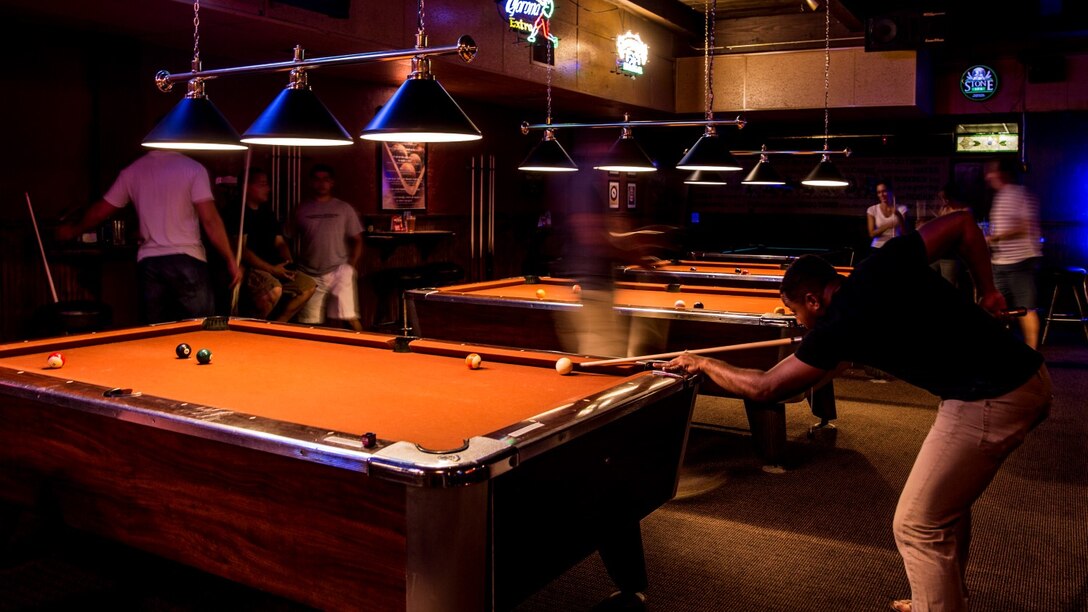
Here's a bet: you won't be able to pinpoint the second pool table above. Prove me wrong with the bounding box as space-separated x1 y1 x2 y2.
406 276 837 467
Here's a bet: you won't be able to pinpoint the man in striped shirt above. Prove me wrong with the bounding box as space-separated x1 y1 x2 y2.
986 157 1043 348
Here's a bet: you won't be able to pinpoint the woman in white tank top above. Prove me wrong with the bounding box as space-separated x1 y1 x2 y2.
867 181 910 248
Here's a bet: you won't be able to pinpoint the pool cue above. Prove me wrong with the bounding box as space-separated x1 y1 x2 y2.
576 336 804 369
1001 307 1027 318
229 148 253 316
25 192 59 304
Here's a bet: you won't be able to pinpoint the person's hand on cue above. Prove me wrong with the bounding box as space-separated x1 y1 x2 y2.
662 352 708 376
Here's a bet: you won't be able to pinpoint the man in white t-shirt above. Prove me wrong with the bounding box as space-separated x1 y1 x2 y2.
986 157 1043 348
59 150 241 323
292 164 364 331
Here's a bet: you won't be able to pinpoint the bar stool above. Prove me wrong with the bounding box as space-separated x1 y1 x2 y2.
1041 266 1088 345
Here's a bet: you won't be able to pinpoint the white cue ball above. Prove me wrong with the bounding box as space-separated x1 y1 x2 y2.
674 299 686 309
555 357 574 376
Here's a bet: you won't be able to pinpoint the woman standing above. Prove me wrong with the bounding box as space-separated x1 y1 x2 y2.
867 180 910 249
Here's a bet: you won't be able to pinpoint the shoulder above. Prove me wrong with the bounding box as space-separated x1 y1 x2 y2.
866 204 879 215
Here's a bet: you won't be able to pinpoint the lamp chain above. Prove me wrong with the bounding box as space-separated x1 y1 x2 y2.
702 0 716 122
192 0 201 71
546 43 553 124
417 0 426 37
821 0 831 151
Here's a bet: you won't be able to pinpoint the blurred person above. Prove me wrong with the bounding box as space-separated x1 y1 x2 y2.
292 164 364 332
867 180 910 250
985 157 1043 349
57 150 241 323
229 168 315 321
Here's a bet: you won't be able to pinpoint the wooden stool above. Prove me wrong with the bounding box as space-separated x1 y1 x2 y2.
1041 266 1088 344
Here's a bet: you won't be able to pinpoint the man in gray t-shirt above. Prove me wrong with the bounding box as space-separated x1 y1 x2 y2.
293 164 364 331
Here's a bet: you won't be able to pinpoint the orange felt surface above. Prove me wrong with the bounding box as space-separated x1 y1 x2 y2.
433 278 793 315
0 327 635 452
643 261 852 277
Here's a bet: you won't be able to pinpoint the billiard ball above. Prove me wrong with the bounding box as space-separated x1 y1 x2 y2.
571 284 581 295
674 299 686 309
773 306 788 315
465 353 482 370
536 288 547 298
175 343 192 359
693 302 705 309
555 357 574 376
196 348 213 364
45 352 65 369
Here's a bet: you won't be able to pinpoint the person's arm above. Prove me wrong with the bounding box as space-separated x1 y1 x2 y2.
664 353 829 404
894 206 911 235
347 232 363 267
917 211 1005 314
194 199 243 288
56 199 118 241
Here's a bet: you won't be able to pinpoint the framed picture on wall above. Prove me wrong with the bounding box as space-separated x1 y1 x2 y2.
608 180 620 209
627 183 637 209
380 142 427 210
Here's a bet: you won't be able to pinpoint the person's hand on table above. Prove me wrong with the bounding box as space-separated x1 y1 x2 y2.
978 289 1007 317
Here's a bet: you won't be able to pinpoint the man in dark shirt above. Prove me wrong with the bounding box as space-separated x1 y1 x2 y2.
229 168 315 321
664 211 1051 612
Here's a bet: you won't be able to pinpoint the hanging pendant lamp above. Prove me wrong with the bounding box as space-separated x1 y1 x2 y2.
684 170 728 185
242 68 353 147
801 0 848 188
143 79 246 151
802 154 849 187
519 129 578 172
594 126 656 172
742 149 786 185
676 127 743 171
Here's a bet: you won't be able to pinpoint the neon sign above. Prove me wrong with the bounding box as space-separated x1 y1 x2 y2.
616 31 648 77
961 65 998 101
504 0 559 47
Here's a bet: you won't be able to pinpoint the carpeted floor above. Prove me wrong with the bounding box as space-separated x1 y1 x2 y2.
2 341 1086 611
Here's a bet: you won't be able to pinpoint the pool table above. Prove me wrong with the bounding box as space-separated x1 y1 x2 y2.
689 245 856 266
0 318 698 611
406 277 837 467
618 259 852 288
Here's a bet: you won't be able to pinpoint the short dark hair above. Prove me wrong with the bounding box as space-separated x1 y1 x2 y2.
940 180 964 203
781 255 838 302
876 179 893 191
239 167 267 185
311 163 335 178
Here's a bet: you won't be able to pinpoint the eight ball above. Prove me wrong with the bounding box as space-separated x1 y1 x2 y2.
693 302 705 309
195 348 213 364
175 343 192 359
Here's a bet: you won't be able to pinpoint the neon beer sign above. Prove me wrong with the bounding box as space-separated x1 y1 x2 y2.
505 0 559 46
616 31 648 77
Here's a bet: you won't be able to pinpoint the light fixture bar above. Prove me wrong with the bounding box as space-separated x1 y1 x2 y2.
732 147 851 156
154 36 478 93
521 116 745 133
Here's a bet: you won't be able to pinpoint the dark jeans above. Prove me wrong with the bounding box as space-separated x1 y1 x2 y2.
138 254 214 323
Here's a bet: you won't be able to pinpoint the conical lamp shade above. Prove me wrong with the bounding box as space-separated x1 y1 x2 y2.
593 133 656 172
684 170 727 185
143 96 246 151
742 160 786 185
360 77 482 143
676 134 742 171
518 135 578 172
242 88 353 147
801 156 849 187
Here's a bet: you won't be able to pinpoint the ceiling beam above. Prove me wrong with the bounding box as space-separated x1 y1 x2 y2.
607 0 703 36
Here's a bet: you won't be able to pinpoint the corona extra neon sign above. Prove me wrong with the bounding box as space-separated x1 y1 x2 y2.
616 31 648 77
504 0 559 46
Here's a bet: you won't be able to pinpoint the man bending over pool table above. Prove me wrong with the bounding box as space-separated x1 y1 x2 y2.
664 211 1051 612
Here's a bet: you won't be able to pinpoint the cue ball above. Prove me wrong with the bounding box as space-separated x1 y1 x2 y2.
693 302 705 309
571 284 581 294
555 357 574 376
46 352 65 369
175 343 192 359
773 306 788 315
465 353 482 370
536 288 547 298
196 348 213 364
674 299 686 309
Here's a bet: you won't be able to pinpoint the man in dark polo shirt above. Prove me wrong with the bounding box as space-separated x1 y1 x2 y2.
664 211 1050 612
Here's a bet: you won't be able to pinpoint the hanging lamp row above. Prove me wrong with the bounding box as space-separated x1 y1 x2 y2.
144 0 481 150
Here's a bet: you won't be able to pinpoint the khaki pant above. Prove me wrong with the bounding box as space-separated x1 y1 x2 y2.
893 365 1052 611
